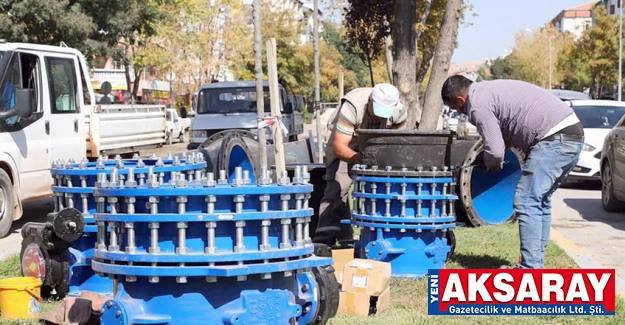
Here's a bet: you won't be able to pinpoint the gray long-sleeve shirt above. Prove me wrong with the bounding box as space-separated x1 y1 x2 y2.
466 80 575 168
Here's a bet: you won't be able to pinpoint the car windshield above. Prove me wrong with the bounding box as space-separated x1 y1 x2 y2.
572 105 625 129
197 87 273 114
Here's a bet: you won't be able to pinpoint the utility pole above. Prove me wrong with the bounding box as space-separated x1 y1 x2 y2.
618 0 623 102
253 0 268 170
549 36 552 90
313 0 323 163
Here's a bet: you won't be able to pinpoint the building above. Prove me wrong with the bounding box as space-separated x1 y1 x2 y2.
549 1 599 40
601 0 624 15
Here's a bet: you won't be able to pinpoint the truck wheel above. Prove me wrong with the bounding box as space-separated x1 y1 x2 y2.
0 169 14 239
179 130 187 143
166 131 173 146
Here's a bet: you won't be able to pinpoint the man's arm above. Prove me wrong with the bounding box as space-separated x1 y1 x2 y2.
471 108 505 170
390 104 408 129
333 132 359 164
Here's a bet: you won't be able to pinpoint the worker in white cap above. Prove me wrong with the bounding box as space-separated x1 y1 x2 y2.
313 83 407 246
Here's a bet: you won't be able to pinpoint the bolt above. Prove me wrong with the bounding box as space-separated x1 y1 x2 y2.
175 173 188 188
417 166 423 172
114 154 122 161
167 152 173 160
385 166 392 172
353 164 361 170
116 311 121 317
293 166 303 184
442 166 449 172
302 283 310 292
173 156 181 166
116 159 124 169
96 159 105 169
150 153 157 160
278 170 290 186
372 165 378 171
79 158 88 169
65 221 77 231
156 157 164 167
132 153 140 160
136 158 145 168
107 301 113 308
125 168 137 188
401 167 408 172
431 166 438 172
65 160 73 169
204 173 216 187
232 167 244 187
218 170 228 185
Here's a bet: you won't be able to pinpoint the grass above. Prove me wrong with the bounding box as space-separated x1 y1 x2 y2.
0 223 622 324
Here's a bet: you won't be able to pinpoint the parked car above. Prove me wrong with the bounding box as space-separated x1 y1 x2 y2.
442 108 479 139
600 104 625 211
548 89 590 101
566 100 625 185
166 108 191 144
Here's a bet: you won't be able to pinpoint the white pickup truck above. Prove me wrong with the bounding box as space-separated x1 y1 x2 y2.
165 108 191 144
0 41 167 237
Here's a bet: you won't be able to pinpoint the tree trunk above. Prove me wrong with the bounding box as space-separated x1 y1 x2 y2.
385 35 393 83
419 0 462 131
367 54 374 86
132 69 142 104
392 0 418 129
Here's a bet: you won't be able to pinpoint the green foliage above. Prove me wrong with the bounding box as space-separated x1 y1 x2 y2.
344 0 391 85
559 6 618 96
231 3 346 102
488 56 512 80
321 21 370 90
0 0 95 47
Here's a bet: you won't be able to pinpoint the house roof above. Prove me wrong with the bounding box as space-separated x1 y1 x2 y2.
565 0 600 12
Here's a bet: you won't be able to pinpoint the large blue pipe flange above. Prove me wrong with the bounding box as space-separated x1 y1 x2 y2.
348 165 458 279
92 166 338 325
20 154 208 298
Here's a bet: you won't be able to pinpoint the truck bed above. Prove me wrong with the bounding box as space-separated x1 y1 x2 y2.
86 105 166 158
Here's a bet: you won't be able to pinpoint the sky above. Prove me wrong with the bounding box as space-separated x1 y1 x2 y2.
451 0 593 63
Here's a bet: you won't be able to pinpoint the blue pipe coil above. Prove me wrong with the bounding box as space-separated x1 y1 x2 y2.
92 167 335 324
348 167 457 279
44 155 207 297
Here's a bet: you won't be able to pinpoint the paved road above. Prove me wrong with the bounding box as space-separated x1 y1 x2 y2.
550 183 625 294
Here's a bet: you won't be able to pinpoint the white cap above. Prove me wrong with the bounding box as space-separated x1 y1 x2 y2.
371 83 400 118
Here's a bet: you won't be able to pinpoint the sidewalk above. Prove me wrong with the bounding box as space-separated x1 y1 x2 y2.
550 227 625 300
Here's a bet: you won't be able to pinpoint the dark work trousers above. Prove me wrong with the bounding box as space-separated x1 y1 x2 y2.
312 159 354 246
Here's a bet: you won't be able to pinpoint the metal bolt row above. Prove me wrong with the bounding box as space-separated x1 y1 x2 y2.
353 165 452 172
353 175 456 218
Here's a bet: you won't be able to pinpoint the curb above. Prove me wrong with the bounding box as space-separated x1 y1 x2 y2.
550 227 625 299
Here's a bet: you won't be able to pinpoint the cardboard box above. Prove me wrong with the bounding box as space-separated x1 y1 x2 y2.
338 287 391 316
341 259 391 296
331 248 355 284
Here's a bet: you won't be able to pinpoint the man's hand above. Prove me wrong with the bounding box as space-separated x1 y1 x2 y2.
333 132 360 164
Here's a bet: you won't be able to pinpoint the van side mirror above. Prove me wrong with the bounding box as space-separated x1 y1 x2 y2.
0 88 33 120
15 88 33 118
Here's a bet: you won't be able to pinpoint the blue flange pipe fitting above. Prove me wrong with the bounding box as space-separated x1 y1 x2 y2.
347 165 457 279
20 153 207 298
93 165 338 325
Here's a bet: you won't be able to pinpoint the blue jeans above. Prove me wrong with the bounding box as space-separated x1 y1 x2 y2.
514 138 582 268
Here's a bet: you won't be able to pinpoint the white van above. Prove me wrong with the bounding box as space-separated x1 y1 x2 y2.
187 80 304 149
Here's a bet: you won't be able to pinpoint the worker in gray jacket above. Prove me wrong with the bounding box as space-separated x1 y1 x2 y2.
313 83 407 246
441 75 583 269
